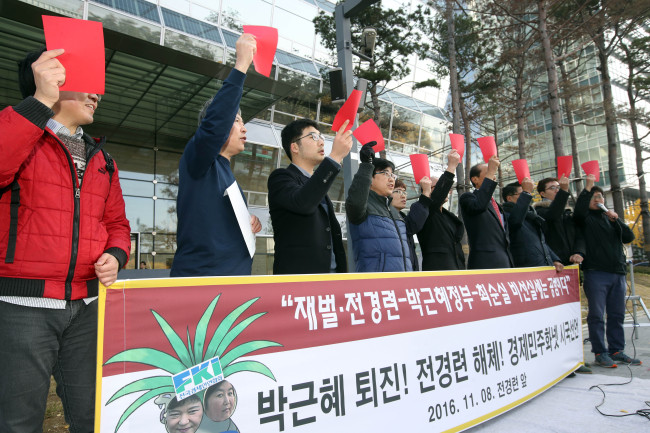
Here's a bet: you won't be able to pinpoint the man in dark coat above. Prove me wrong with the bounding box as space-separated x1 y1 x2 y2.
534 176 591 374
417 150 466 271
459 155 513 269
390 177 432 271
574 174 639 368
267 118 352 274
501 180 563 271
533 176 585 265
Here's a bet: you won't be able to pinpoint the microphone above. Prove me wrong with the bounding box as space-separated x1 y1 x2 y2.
597 203 609 213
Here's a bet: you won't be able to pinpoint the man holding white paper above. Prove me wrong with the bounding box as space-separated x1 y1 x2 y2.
171 34 261 277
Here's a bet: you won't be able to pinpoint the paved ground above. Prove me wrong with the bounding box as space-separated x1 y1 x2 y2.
581 314 650 380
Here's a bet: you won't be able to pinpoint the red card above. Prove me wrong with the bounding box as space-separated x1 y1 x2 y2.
581 160 600 182
242 25 278 77
42 16 105 94
353 119 385 152
449 133 465 159
332 89 362 133
410 154 430 184
511 159 530 183
477 136 497 163
557 155 573 179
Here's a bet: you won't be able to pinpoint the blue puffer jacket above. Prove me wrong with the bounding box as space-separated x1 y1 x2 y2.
345 163 412 272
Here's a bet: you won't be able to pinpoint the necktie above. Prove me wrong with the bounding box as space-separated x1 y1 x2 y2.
491 197 503 227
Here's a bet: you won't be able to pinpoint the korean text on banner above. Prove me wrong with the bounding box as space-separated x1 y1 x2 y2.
97 266 583 433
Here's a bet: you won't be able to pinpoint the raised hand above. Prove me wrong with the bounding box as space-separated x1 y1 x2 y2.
330 120 353 164
32 49 66 108
235 33 257 73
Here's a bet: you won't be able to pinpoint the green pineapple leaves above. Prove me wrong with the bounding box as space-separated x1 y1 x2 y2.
104 294 281 432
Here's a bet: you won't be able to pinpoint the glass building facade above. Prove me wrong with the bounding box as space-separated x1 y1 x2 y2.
0 0 451 273
494 39 650 217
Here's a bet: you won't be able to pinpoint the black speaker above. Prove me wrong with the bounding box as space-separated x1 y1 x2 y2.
328 68 346 103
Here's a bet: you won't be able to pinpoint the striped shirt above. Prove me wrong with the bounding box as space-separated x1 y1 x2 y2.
0 119 97 309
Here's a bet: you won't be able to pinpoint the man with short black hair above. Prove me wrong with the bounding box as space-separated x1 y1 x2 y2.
416 149 465 271
533 176 585 266
171 34 262 277
0 47 131 431
267 118 352 274
459 155 513 269
390 177 432 271
501 180 563 271
346 145 412 272
574 174 639 368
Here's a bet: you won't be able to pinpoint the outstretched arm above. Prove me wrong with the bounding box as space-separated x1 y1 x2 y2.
345 162 373 224
182 34 256 177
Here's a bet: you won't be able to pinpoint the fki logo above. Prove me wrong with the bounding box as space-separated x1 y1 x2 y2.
172 356 224 400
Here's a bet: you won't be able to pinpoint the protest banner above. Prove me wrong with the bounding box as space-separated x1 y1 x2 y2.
97 266 583 433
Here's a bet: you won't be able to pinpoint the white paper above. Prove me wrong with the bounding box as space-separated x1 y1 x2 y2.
225 181 256 258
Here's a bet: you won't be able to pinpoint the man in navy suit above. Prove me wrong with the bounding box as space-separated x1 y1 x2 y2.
268 119 353 274
459 155 513 269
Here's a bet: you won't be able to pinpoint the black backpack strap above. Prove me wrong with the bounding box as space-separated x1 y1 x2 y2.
102 149 115 184
1 178 21 263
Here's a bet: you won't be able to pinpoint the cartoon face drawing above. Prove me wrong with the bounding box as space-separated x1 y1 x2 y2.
165 395 203 433
204 380 237 422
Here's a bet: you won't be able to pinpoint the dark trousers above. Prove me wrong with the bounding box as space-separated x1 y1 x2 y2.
0 300 97 433
583 270 626 354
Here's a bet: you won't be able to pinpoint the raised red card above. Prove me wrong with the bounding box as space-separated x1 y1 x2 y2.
477 136 497 163
449 133 465 160
332 89 362 133
557 155 573 179
353 119 385 152
242 25 278 77
42 15 105 94
581 160 600 182
410 154 430 184
511 159 530 183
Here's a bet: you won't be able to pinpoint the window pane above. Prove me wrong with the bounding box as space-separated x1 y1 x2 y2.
275 68 320 120
92 0 160 22
221 0 273 31
273 8 315 57
390 105 421 147
154 198 177 234
153 234 177 254
231 143 279 195
105 143 154 180
126 197 154 232
89 5 162 43
121 179 154 197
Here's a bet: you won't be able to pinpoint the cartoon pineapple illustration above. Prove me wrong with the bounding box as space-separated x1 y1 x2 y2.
104 295 281 432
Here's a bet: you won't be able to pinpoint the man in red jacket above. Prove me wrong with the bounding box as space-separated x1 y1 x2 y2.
0 48 131 431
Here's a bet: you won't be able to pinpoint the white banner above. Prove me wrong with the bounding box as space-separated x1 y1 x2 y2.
97 266 583 433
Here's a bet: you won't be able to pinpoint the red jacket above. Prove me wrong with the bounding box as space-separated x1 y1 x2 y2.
0 98 131 300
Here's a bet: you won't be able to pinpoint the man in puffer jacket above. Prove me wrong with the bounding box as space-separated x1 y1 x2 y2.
345 143 411 272
0 48 131 431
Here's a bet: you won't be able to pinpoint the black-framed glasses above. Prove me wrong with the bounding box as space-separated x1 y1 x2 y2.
375 170 397 180
392 189 407 196
293 131 324 143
